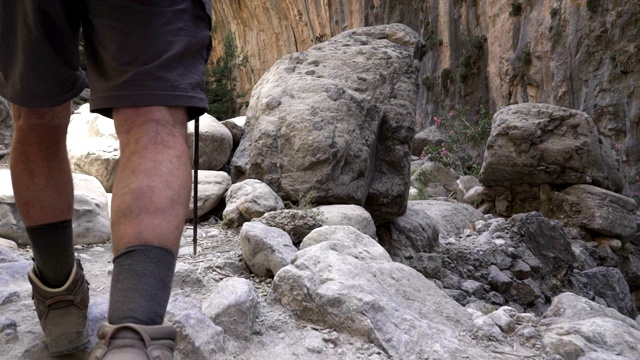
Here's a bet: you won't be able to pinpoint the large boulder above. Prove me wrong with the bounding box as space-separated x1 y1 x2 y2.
231 24 421 223
313 204 377 240
222 179 284 227
187 171 231 220
541 184 637 239
67 105 119 192
188 114 233 171
540 292 640 359
408 200 483 239
480 103 625 193
377 202 440 263
273 226 490 359
0 170 110 245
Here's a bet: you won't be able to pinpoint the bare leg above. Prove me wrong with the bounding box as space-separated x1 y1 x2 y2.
10 103 73 226
110 106 191 255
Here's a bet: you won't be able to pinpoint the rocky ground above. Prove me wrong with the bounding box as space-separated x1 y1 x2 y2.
2 222 402 360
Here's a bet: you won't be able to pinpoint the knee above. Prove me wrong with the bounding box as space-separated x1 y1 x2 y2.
114 106 188 144
11 103 71 131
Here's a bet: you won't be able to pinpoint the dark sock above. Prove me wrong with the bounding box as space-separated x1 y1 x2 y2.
108 245 176 326
26 219 75 288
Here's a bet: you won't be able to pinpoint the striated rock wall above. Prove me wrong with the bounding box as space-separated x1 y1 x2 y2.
211 0 640 170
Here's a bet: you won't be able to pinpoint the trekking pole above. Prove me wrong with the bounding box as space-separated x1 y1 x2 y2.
193 117 199 256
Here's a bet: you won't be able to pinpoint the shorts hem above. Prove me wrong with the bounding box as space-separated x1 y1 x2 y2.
1 79 87 109
90 91 208 120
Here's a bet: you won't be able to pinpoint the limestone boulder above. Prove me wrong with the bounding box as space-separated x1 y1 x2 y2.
188 114 233 171
188 171 231 220
408 200 483 239
222 179 284 227
253 209 323 245
201 277 258 338
313 204 377 240
411 162 460 198
582 267 637 318
479 103 624 193
67 105 119 192
239 221 296 278
231 24 420 223
540 292 640 359
377 202 440 263
411 125 446 157
541 184 636 239
273 225 491 359
508 212 577 273
220 116 245 151
0 170 110 245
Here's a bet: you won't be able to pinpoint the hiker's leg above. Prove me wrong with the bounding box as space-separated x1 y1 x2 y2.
10 103 73 227
11 102 78 288
110 106 191 256
106 106 190 326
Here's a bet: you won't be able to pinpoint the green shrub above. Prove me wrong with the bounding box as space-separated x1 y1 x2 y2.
422 105 492 175
204 31 248 120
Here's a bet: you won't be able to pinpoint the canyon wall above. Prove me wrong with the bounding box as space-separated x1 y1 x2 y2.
211 0 639 169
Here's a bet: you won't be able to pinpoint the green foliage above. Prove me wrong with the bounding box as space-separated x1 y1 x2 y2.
294 189 318 210
204 32 248 120
422 105 492 175
509 2 523 17
423 33 440 50
441 68 454 90
422 76 435 90
420 144 461 169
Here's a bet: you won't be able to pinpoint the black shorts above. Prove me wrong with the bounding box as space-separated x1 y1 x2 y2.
0 0 212 120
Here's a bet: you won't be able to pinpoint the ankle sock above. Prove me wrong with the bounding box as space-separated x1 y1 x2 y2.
108 245 176 326
26 219 75 288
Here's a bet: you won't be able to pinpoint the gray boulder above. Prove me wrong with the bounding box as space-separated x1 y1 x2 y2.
377 202 439 262
223 179 284 227
541 292 640 359
0 170 110 245
274 226 490 359
231 24 421 223
582 267 637 318
239 222 297 278
188 114 233 171
541 184 636 239
313 204 377 240
480 103 624 193
188 171 231 220
408 200 483 239
254 209 323 245
202 277 258 339
508 212 577 273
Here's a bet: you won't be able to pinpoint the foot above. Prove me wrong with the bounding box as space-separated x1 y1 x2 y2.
89 323 177 360
28 259 90 356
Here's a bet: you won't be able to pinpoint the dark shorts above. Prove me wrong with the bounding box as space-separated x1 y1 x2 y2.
0 0 212 120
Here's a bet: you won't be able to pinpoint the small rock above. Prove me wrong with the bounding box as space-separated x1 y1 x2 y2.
487 265 513 293
510 259 531 280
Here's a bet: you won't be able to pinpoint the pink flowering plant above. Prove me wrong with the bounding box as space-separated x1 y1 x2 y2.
421 105 492 175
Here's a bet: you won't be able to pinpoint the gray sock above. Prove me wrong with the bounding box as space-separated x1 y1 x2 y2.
26 219 75 288
108 245 176 326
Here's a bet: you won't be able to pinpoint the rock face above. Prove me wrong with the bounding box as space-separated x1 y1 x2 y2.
212 1 640 175
230 24 420 224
